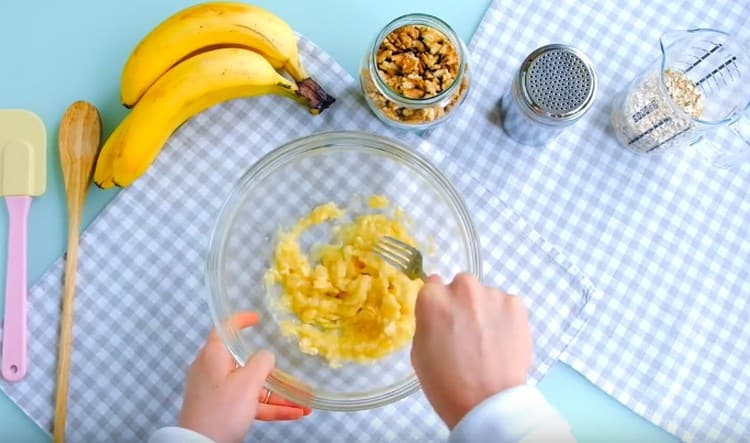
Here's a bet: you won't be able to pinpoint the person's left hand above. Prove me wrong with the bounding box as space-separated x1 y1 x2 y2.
178 312 311 443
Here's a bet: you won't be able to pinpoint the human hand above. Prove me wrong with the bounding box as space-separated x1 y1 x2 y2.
411 273 532 429
179 312 311 443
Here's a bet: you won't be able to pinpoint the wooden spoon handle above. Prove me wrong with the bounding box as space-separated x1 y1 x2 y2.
53 208 82 443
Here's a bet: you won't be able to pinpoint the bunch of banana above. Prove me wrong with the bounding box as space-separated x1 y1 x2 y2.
94 2 335 188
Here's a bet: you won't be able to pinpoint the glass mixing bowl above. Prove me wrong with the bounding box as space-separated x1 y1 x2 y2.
206 131 481 410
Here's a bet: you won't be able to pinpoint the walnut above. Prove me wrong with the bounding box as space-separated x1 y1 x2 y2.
376 25 459 100
362 23 469 126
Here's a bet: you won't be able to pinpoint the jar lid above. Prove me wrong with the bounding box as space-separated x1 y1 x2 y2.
517 44 597 123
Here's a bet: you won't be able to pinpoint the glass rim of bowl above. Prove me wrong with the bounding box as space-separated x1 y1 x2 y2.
205 130 482 411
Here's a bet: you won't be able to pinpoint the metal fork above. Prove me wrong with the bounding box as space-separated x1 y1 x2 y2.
373 236 427 282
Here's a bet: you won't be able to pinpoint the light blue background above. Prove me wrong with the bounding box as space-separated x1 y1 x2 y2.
0 1 679 441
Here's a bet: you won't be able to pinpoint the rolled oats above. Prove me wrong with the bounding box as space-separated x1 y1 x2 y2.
612 69 704 154
663 69 704 119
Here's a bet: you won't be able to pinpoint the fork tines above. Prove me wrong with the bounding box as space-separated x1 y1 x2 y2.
373 236 413 270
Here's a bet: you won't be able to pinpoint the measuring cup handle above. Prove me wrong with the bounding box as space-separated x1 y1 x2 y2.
698 113 750 169
729 114 750 145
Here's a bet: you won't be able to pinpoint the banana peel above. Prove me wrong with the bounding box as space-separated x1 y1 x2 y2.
102 48 326 188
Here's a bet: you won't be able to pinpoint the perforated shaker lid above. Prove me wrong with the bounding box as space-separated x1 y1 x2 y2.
518 44 597 122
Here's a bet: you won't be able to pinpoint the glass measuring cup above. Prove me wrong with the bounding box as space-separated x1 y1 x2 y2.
610 28 750 168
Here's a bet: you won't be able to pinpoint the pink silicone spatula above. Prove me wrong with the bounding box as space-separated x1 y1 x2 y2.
0 110 46 382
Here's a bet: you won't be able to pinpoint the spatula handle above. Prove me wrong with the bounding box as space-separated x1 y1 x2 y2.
2 195 31 381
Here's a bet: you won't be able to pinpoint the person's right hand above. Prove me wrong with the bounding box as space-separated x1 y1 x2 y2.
411 273 532 429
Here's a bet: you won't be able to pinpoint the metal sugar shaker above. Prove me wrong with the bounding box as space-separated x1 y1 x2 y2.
500 44 597 146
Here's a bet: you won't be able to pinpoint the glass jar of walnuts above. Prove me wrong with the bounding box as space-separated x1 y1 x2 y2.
360 13 470 131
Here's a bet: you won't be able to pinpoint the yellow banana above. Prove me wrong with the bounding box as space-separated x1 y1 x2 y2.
93 115 129 189
120 1 332 110
109 47 311 187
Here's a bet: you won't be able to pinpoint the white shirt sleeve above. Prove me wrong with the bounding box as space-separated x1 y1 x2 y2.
148 386 571 443
449 385 575 443
148 426 215 443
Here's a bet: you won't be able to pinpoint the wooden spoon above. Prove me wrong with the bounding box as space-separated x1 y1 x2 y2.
53 101 102 443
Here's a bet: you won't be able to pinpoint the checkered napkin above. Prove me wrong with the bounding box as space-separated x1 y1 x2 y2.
426 0 750 441
0 37 596 442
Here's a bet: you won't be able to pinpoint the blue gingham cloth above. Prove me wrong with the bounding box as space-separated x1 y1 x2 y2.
426 0 750 442
0 36 596 441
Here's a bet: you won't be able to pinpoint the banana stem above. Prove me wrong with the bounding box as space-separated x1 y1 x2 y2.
296 78 336 114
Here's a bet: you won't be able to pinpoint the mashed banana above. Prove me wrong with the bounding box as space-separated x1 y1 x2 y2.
265 196 423 367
